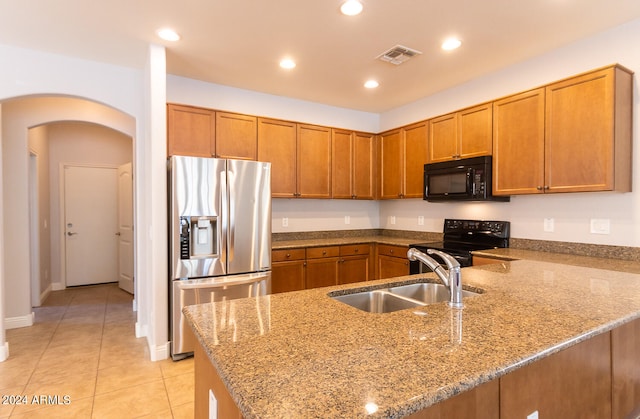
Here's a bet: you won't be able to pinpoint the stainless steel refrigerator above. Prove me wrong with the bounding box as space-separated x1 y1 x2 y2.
169 156 272 359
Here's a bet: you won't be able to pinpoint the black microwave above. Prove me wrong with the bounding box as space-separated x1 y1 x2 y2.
423 156 509 202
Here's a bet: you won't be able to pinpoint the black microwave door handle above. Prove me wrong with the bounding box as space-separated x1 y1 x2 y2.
466 169 474 195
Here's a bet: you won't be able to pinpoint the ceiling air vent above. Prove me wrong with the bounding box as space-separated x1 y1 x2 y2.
376 45 422 65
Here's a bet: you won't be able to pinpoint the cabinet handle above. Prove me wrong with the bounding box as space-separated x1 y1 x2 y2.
536 186 543 191
544 185 550 190
322 251 327 255
286 253 291 258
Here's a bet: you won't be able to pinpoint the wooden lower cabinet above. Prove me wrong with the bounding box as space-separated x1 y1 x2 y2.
306 246 340 289
407 379 499 419
338 244 372 284
194 343 243 419
500 331 612 418
377 244 410 279
271 248 306 294
612 318 640 418
194 313 640 419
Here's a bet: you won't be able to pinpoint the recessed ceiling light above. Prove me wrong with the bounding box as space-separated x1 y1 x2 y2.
279 58 296 69
156 28 181 42
441 38 462 51
364 80 379 89
341 0 363 16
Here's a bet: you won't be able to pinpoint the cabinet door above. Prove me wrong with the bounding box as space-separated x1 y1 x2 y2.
306 257 340 289
428 113 458 163
215 112 257 160
378 129 403 199
492 88 546 195
545 67 615 193
258 118 297 198
331 129 353 199
339 255 370 285
297 124 332 198
339 244 371 285
352 132 375 199
271 260 306 294
459 103 492 159
403 121 428 198
167 104 215 157
377 255 410 280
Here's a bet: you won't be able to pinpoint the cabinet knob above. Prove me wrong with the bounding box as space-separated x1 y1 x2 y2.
322 250 326 255
544 185 550 190
354 248 359 253
286 253 291 258
536 186 543 191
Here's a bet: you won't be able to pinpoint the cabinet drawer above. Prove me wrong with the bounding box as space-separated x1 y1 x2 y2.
340 244 370 256
272 248 306 262
377 244 408 258
306 246 340 259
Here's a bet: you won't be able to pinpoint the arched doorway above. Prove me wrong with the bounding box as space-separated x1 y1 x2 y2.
1 95 137 329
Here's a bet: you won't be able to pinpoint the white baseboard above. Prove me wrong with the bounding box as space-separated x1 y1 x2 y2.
149 340 170 361
5 312 34 329
135 321 147 338
51 281 65 291
0 341 9 362
39 284 52 305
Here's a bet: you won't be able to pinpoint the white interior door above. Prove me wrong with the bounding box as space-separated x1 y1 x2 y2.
117 162 134 294
64 165 118 287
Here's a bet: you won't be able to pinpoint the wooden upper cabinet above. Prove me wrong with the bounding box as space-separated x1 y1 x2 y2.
332 129 375 199
428 113 457 163
378 129 403 199
493 65 632 196
257 118 297 198
167 104 215 157
331 129 353 199
544 65 632 193
297 124 332 198
353 132 375 200
429 103 492 163
459 103 493 158
403 121 428 198
493 88 546 196
215 112 257 160
379 122 428 199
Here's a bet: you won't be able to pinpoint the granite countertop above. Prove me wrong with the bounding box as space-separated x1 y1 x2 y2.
272 235 420 250
183 260 640 418
473 248 640 274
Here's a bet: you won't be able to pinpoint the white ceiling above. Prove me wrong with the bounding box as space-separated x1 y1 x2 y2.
2 0 640 113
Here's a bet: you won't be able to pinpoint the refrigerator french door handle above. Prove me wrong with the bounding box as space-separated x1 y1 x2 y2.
227 168 236 263
220 167 229 268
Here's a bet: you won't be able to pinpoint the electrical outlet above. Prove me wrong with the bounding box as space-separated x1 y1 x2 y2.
344 215 351 225
544 218 554 232
526 411 539 419
590 218 610 235
282 217 288 227
390 216 396 225
418 216 424 226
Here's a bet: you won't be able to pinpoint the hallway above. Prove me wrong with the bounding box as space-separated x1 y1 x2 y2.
0 283 193 418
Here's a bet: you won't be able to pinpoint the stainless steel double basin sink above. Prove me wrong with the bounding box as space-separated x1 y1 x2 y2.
330 282 480 313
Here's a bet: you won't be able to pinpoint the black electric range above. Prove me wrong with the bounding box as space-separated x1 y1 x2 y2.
409 219 510 272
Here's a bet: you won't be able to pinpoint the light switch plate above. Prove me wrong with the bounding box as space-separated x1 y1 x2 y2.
544 218 554 232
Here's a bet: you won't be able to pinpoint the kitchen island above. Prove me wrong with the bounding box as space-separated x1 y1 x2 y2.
183 259 640 418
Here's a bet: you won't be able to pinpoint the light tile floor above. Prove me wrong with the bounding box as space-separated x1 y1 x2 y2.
0 283 194 418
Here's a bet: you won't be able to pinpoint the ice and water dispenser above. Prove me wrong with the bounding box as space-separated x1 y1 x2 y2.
179 216 218 259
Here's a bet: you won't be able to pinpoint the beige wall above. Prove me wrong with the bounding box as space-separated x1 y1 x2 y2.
27 125 51 305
